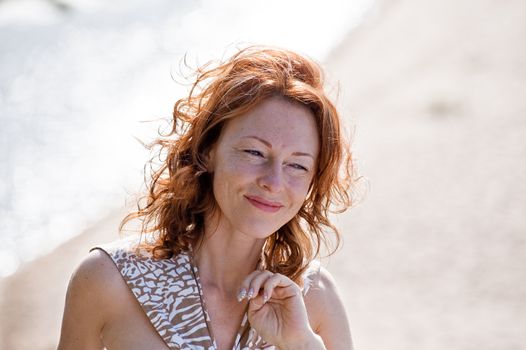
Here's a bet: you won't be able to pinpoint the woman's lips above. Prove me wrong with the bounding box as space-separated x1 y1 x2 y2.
244 195 283 213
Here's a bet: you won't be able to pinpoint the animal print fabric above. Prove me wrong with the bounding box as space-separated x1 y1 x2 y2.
91 235 321 350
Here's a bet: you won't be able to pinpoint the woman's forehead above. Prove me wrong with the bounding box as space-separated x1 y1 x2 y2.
221 97 319 154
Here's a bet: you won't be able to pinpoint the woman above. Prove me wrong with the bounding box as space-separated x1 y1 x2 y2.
58 46 355 349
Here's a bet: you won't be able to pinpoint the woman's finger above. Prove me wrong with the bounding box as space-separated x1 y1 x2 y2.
262 273 298 303
238 270 273 301
246 271 276 300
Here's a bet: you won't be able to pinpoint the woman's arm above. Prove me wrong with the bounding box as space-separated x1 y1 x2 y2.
304 267 353 350
57 250 114 350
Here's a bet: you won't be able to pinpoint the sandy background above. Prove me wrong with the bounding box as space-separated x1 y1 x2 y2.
1 0 526 349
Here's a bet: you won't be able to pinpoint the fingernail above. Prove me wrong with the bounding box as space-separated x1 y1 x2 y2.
263 294 269 303
247 288 254 299
237 289 247 302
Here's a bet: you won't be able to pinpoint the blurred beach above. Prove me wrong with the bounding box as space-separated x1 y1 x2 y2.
0 0 372 279
1 0 526 349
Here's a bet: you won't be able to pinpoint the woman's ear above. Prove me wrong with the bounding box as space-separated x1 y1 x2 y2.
204 146 216 173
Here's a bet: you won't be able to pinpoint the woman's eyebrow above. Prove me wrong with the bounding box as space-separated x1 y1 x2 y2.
242 135 272 148
242 135 315 159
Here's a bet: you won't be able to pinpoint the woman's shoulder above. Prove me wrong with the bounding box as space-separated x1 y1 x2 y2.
302 265 353 348
67 235 153 307
302 262 340 302
301 260 343 297
58 237 164 348
60 244 131 337
90 235 193 283
69 240 135 305
90 234 146 260
302 261 339 325
64 234 171 317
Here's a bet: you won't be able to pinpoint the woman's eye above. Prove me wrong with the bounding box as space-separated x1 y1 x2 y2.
289 163 308 171
243 149 263 157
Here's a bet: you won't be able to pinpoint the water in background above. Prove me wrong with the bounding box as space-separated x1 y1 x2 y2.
0 0 374 277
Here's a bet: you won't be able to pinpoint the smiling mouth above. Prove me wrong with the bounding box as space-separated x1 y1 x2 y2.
244 195 283 213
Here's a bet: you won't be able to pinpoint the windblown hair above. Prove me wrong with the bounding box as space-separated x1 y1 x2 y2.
121 46 356 283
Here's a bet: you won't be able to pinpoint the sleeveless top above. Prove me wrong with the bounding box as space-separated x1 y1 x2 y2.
91 235 321 350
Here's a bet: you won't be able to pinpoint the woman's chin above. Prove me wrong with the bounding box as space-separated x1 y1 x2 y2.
237 225 281 241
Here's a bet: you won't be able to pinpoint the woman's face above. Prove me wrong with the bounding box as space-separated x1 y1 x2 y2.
207 96 320 240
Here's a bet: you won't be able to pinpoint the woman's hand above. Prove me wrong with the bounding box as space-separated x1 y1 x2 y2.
238 270 325 349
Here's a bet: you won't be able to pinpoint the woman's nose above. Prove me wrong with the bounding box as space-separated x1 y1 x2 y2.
257 162 284 193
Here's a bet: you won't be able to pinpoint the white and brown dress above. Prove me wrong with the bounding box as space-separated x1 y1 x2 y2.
92 236 321 350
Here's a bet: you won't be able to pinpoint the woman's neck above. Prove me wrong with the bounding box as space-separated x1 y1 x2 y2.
193 215 266 296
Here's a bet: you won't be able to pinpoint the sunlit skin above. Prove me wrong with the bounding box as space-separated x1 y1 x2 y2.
207 96 319 241
57 96 353 350
195 96 322 348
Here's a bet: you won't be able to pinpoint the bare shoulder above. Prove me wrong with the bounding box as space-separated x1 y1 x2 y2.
304 266 354 350
304 266 344 318
57 249 125 349
68 249 125 306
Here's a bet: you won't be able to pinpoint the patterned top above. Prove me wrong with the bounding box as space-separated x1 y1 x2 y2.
91 235 321 350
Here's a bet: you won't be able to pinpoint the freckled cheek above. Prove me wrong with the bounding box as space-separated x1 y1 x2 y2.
228 158 262 175
215 160 260 186
286 177 312 201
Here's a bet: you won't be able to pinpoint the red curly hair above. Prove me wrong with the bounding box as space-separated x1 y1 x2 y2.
120 46 356 283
